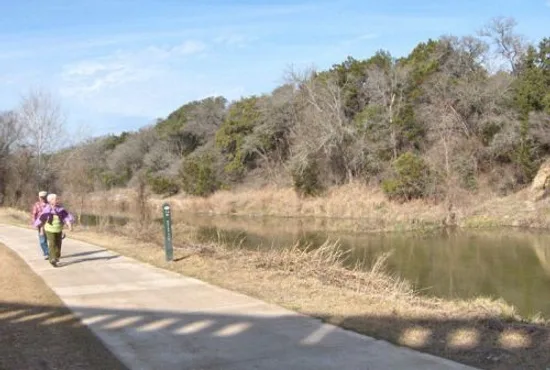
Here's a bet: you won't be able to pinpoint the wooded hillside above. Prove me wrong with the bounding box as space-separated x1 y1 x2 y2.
1 18 549 208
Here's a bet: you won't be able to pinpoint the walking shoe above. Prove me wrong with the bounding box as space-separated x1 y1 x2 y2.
50 260 58 267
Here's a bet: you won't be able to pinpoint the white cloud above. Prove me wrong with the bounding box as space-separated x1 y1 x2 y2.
214 34 258 48
174 40 207 55
64 60 122 77
356 33 378 41
338 33 379 48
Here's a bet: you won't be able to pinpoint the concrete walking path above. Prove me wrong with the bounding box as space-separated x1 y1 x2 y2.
0 224 477 370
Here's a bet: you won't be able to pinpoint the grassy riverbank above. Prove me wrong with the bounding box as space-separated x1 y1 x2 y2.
1 207 548 369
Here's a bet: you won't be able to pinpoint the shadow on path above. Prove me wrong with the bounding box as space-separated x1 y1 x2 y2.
1 301 549 369
59 255 121 267
61 249 109 259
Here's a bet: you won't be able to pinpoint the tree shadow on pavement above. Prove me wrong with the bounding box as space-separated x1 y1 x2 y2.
0 301 129 370
1 301 549 370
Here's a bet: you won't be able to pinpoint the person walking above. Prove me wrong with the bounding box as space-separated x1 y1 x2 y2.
34 194 74 267
31 191 49 259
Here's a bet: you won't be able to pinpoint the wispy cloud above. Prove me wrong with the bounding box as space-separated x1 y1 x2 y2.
335 32 379 52
60 40 206 97
57 39 211 118
62 63 150 95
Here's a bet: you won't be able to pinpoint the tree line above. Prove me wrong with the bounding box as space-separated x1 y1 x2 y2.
1 17 549 208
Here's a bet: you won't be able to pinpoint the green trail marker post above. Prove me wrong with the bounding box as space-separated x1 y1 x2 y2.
162 203 173 262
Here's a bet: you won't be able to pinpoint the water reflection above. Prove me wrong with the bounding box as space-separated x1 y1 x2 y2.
77 214 129 227
180 214 550 318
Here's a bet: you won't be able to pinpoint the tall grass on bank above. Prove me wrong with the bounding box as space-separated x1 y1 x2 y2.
258 241 412 298
79 183 451 233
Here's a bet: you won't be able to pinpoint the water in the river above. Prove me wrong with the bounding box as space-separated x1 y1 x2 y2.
80 212 550 318
78 214 129 227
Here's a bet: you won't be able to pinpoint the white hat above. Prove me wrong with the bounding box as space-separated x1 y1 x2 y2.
38 191 47 197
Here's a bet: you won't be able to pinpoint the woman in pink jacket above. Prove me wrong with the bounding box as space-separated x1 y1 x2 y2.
34 194 74 267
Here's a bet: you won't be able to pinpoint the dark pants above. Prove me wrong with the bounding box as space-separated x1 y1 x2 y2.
45 232 62 262
38 230 48 257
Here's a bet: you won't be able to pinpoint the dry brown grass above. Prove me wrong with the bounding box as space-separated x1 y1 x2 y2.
75 183 454 233
2 206 550 369
71 179 550 235
171 183 442 219
461 188 550 230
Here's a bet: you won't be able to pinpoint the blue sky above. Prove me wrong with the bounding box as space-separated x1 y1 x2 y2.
0 0 548 138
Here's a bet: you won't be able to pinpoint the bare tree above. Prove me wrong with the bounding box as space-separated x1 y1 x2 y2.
418 38 486 197
0 111 24 204
417 35 518 202
242 85 297 180
143 140 178 174
363 61 410 160
3 148 36 206
419 78 461 182
529 111 550 150
54 138 106 220
107 127 158 177
17 89 66 188
286 67 359 184
479 17 527 74
0 111 22 154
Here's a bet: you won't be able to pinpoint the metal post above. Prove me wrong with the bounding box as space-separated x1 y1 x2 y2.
162 203 173 262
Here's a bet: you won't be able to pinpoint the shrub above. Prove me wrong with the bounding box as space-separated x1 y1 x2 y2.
100 169 131 189
382 152 430 201
453 157 478 192
102 132 130 151
147 174 180 195
291 159 323 197
180 153 221 197
215 97 260 181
